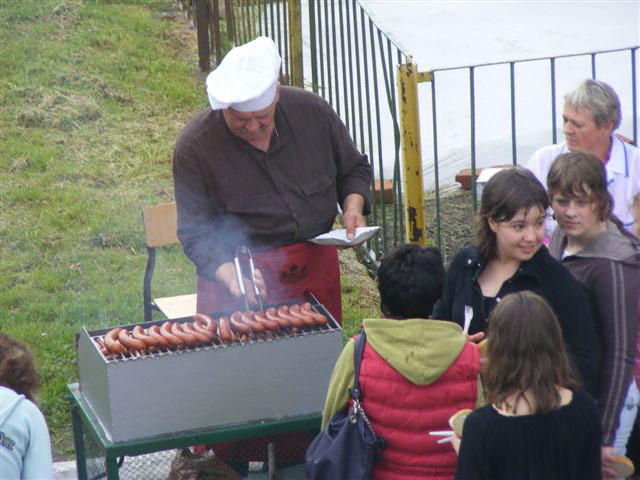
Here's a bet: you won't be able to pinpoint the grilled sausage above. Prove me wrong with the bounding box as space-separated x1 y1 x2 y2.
301 302 329 325
132 325 159 347
148 325 171 347
193 313 216 332
266 307 290 328
104 328 126 354
254 311 279 331
277 305 304 328
289 304 316 327
240 311 266 333
191 318 216 341
217 316 237 344
160 322 184 347
182 322 211 344
171 322 198 346
230 311 253 335
118 328 147 351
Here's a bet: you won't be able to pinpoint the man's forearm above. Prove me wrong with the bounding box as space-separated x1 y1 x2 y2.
342 193 365 216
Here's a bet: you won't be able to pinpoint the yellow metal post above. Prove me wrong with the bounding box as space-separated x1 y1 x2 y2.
287 0 303 87
397 61 426 245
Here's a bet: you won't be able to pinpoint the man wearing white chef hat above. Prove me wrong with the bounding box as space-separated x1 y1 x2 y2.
173 36 372 324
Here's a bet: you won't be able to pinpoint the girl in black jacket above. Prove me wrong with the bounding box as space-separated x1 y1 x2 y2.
433 167 597 391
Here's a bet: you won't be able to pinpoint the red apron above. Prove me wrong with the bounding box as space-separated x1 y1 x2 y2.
196 242 342 324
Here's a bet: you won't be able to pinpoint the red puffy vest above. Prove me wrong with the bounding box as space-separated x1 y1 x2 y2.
356 340 479 480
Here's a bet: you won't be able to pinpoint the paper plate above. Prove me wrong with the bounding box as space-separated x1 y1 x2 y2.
309 226 381 247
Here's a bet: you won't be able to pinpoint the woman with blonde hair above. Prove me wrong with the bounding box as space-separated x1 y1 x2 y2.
454 291 601 479
548 151 640 479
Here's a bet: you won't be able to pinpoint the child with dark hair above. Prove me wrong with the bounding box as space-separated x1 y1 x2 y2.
454 291 601 480
321 244 482 479
433 166 597 392
377 244 445 319
0 334 54 479
547 151 640 478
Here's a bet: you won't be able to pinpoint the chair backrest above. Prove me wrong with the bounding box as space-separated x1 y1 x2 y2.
141 202 179 322
142 202 179 248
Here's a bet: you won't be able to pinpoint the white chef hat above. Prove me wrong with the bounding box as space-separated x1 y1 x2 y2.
206 36 281 112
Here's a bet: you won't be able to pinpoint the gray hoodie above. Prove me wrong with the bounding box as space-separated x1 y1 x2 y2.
550 221 640 445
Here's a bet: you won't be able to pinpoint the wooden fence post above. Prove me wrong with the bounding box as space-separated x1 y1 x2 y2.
224 0 235 45
210 0 222 65
287 0 303 87
195 0 211 71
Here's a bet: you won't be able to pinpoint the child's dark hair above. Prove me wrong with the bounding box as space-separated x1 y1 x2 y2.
483 291 578 415
476 167 549 259
377 244 444 319
0 334 40 402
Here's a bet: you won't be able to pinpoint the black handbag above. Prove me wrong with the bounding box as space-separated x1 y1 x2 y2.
305 332 386 480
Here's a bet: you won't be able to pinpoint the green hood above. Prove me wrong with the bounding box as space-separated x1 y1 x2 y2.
363 318 467 385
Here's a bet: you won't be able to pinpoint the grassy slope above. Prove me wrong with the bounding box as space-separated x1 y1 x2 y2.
0 0 378 460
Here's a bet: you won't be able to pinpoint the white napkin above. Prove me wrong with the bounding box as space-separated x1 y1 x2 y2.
309 226 381 247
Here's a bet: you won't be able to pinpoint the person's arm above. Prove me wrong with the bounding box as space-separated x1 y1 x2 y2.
21 401 54 480
214 262 268 304
342 193 367 241
591 259 639 446
325 103 372 220
321 339 356 430
546 263 598 392
173 148 237 281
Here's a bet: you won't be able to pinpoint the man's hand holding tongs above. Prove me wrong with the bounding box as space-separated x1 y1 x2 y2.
215 261 268 307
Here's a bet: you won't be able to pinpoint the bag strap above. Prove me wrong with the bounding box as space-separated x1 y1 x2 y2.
350 331 367 401
350 331 388 454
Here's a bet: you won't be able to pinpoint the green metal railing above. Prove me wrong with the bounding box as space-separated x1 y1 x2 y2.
305 0 411 258
423 46 639 252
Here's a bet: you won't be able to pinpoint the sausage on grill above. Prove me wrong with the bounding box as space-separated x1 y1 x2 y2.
132 325 159 347
277 305 304 328
160 322 184 347
148 325 171 347
289 304 316 327
230 311 253 335
119 328 147 351
266 307 290 328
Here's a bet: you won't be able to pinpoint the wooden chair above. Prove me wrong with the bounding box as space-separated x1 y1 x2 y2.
141 202 197 323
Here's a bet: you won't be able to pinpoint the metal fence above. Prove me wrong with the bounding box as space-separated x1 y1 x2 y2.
305 0 411 257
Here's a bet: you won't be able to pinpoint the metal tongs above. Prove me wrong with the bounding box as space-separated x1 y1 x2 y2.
234 246 264 312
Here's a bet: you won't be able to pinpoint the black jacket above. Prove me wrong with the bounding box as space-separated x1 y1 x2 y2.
433 246 598 391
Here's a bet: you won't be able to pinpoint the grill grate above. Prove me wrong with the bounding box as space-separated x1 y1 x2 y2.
90 301 339 364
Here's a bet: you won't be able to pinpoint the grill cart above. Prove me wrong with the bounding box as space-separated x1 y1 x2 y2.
69 296 343 479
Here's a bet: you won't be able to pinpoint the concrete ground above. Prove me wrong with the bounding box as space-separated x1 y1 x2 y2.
53 460 77 479
53 457 306 479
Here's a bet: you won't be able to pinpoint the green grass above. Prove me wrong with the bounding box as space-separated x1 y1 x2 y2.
0 0 378 460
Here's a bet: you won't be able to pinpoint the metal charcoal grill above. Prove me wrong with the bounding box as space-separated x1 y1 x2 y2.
76 294 343 443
